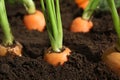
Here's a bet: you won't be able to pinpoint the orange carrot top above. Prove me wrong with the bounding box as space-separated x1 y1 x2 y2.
70 17 93 32
22 0 46 32
70 0 100 33
75 0 89 9
23 10 46 32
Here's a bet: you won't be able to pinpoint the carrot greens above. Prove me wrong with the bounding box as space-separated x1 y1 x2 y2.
5 0 36 14
40 0 63 52
21 0 36 14
107 0 120 49
82 0 100 20
0 0 14 46
99 0 120 11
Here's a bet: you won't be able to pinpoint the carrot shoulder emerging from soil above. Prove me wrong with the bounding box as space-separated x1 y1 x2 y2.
75 0 89 9
44 47 71 66
23 10 46 32
40 0 72 66
102 46 120 76
0 41 22 56
70 17 93 33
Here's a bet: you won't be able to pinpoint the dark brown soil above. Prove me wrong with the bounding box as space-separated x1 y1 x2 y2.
0 0 120 80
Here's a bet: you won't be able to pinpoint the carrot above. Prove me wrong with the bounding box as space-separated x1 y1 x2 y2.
70 17 93 33
75 0 86 4
23 10 46 32
41 0 71 66
75 0 89 9
0 41 22 56
102 46 120 76
70 0 99 33
79 1 89 9
0 0 22 56
102 0 120 76
44 47 71 66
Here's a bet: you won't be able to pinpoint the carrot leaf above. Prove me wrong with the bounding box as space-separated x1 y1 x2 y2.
40 0 63 52
0 0 14 46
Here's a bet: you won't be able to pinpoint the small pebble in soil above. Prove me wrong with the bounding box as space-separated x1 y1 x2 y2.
0 64 10 74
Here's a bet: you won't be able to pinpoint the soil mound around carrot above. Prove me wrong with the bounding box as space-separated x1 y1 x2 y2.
0 0 120 80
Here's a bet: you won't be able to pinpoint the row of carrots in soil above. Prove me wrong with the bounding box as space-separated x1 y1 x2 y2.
0 0 120 76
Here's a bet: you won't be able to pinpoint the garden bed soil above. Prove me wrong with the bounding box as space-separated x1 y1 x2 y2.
0 0 120 80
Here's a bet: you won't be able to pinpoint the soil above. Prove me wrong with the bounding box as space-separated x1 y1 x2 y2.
0 0 120 80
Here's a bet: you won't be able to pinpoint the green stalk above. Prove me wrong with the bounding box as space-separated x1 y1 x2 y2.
56 0 63 49
40 0 63 52
106 0 120 46
40 0 45 13
21 0 36 14
46 0 59 52
46 0 58 39
0 0 14 46
82 0 100 20
5 0 36 14
40 0 58 51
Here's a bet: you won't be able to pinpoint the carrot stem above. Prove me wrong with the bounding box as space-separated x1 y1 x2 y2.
40 0 45 13
107 0 120 46
82 0 100 20
40 0 63 52
0 0 14 46
56 0 63 49
46 0 58 39
22 0 36 14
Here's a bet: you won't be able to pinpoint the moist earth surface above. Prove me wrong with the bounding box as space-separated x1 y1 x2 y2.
0 0 120 80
